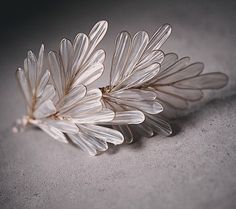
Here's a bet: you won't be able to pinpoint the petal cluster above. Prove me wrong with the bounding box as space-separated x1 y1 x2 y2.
15 20 228 155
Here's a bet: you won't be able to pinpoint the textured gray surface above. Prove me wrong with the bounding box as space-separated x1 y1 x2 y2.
0 1 236 209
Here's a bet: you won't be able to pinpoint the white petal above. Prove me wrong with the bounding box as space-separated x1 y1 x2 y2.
34 100 56 119
37 70 50 97
37 44 44 79
111 111 145 124
116 99 163 114
60 38 73 78
155 90 188 109
86 21 108 61
110 31 131 86
27 51 37 91
109 89 156 101
82 89 102 103
37 123 68 143
72 33 89 76
72 108 114 124
157 57 190 79
80 124 124 145
36 85 56 109
82 49 105 69
157 62 204 85
174 73 228 89
48 51 64 98
145 24 171 55
145 114 172 136
44 119 79 134
136 50 164 71
16 68 31 107
112 125 133 143
72 63 103 87
158 53 178 74
157 86 203 101
64 100 102 117
121 62 160 89
68 133 98 156
135 123 154 137
122 31 149 78
59 84 86 114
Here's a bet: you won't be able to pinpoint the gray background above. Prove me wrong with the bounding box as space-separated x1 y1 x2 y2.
0 0 236 209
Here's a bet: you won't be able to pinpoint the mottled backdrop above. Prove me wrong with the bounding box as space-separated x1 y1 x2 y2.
0 1 236 209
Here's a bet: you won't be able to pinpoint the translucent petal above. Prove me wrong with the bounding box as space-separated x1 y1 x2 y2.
145 114 172 136
122 31 149 78
158 53 178 74
112 125 133 143
62 100 102 117
136 50 164 71
109 89 156 101
145 24 171 55
37 123 68 143
59 84 86 113
34 100 56 119
37 44 44 79
82 49 105 70
72 108 114 124
157 86 203 101
121 62 160 89
111 111 145 124
48 51 64 98
81 89 102 103
72 63 103 87
36 85 56 109
24 58 29 78
155 91 188 109
174 73 229 89
72 33 89 76
157 57 190 79
45 119 79 134
110 31 131 86
37 70 50 97
157 62 204 85
80 124 124 145
135 123 154 137
68 133 98 156
16 68 31 107
86 20 108 61
27 51 37 91
115 99 163 114
59 38 73 78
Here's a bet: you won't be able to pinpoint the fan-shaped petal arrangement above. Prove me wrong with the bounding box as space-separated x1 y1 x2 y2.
101 24 172 142
136 53 228 136
15 21 124 155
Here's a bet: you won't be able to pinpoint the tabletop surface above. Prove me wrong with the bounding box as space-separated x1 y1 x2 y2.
0 1 236 209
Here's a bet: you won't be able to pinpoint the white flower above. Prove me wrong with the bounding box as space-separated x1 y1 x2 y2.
101 24 172 142
16 21 124 156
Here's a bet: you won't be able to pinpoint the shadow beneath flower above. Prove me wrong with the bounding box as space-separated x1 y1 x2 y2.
121 94 236 151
